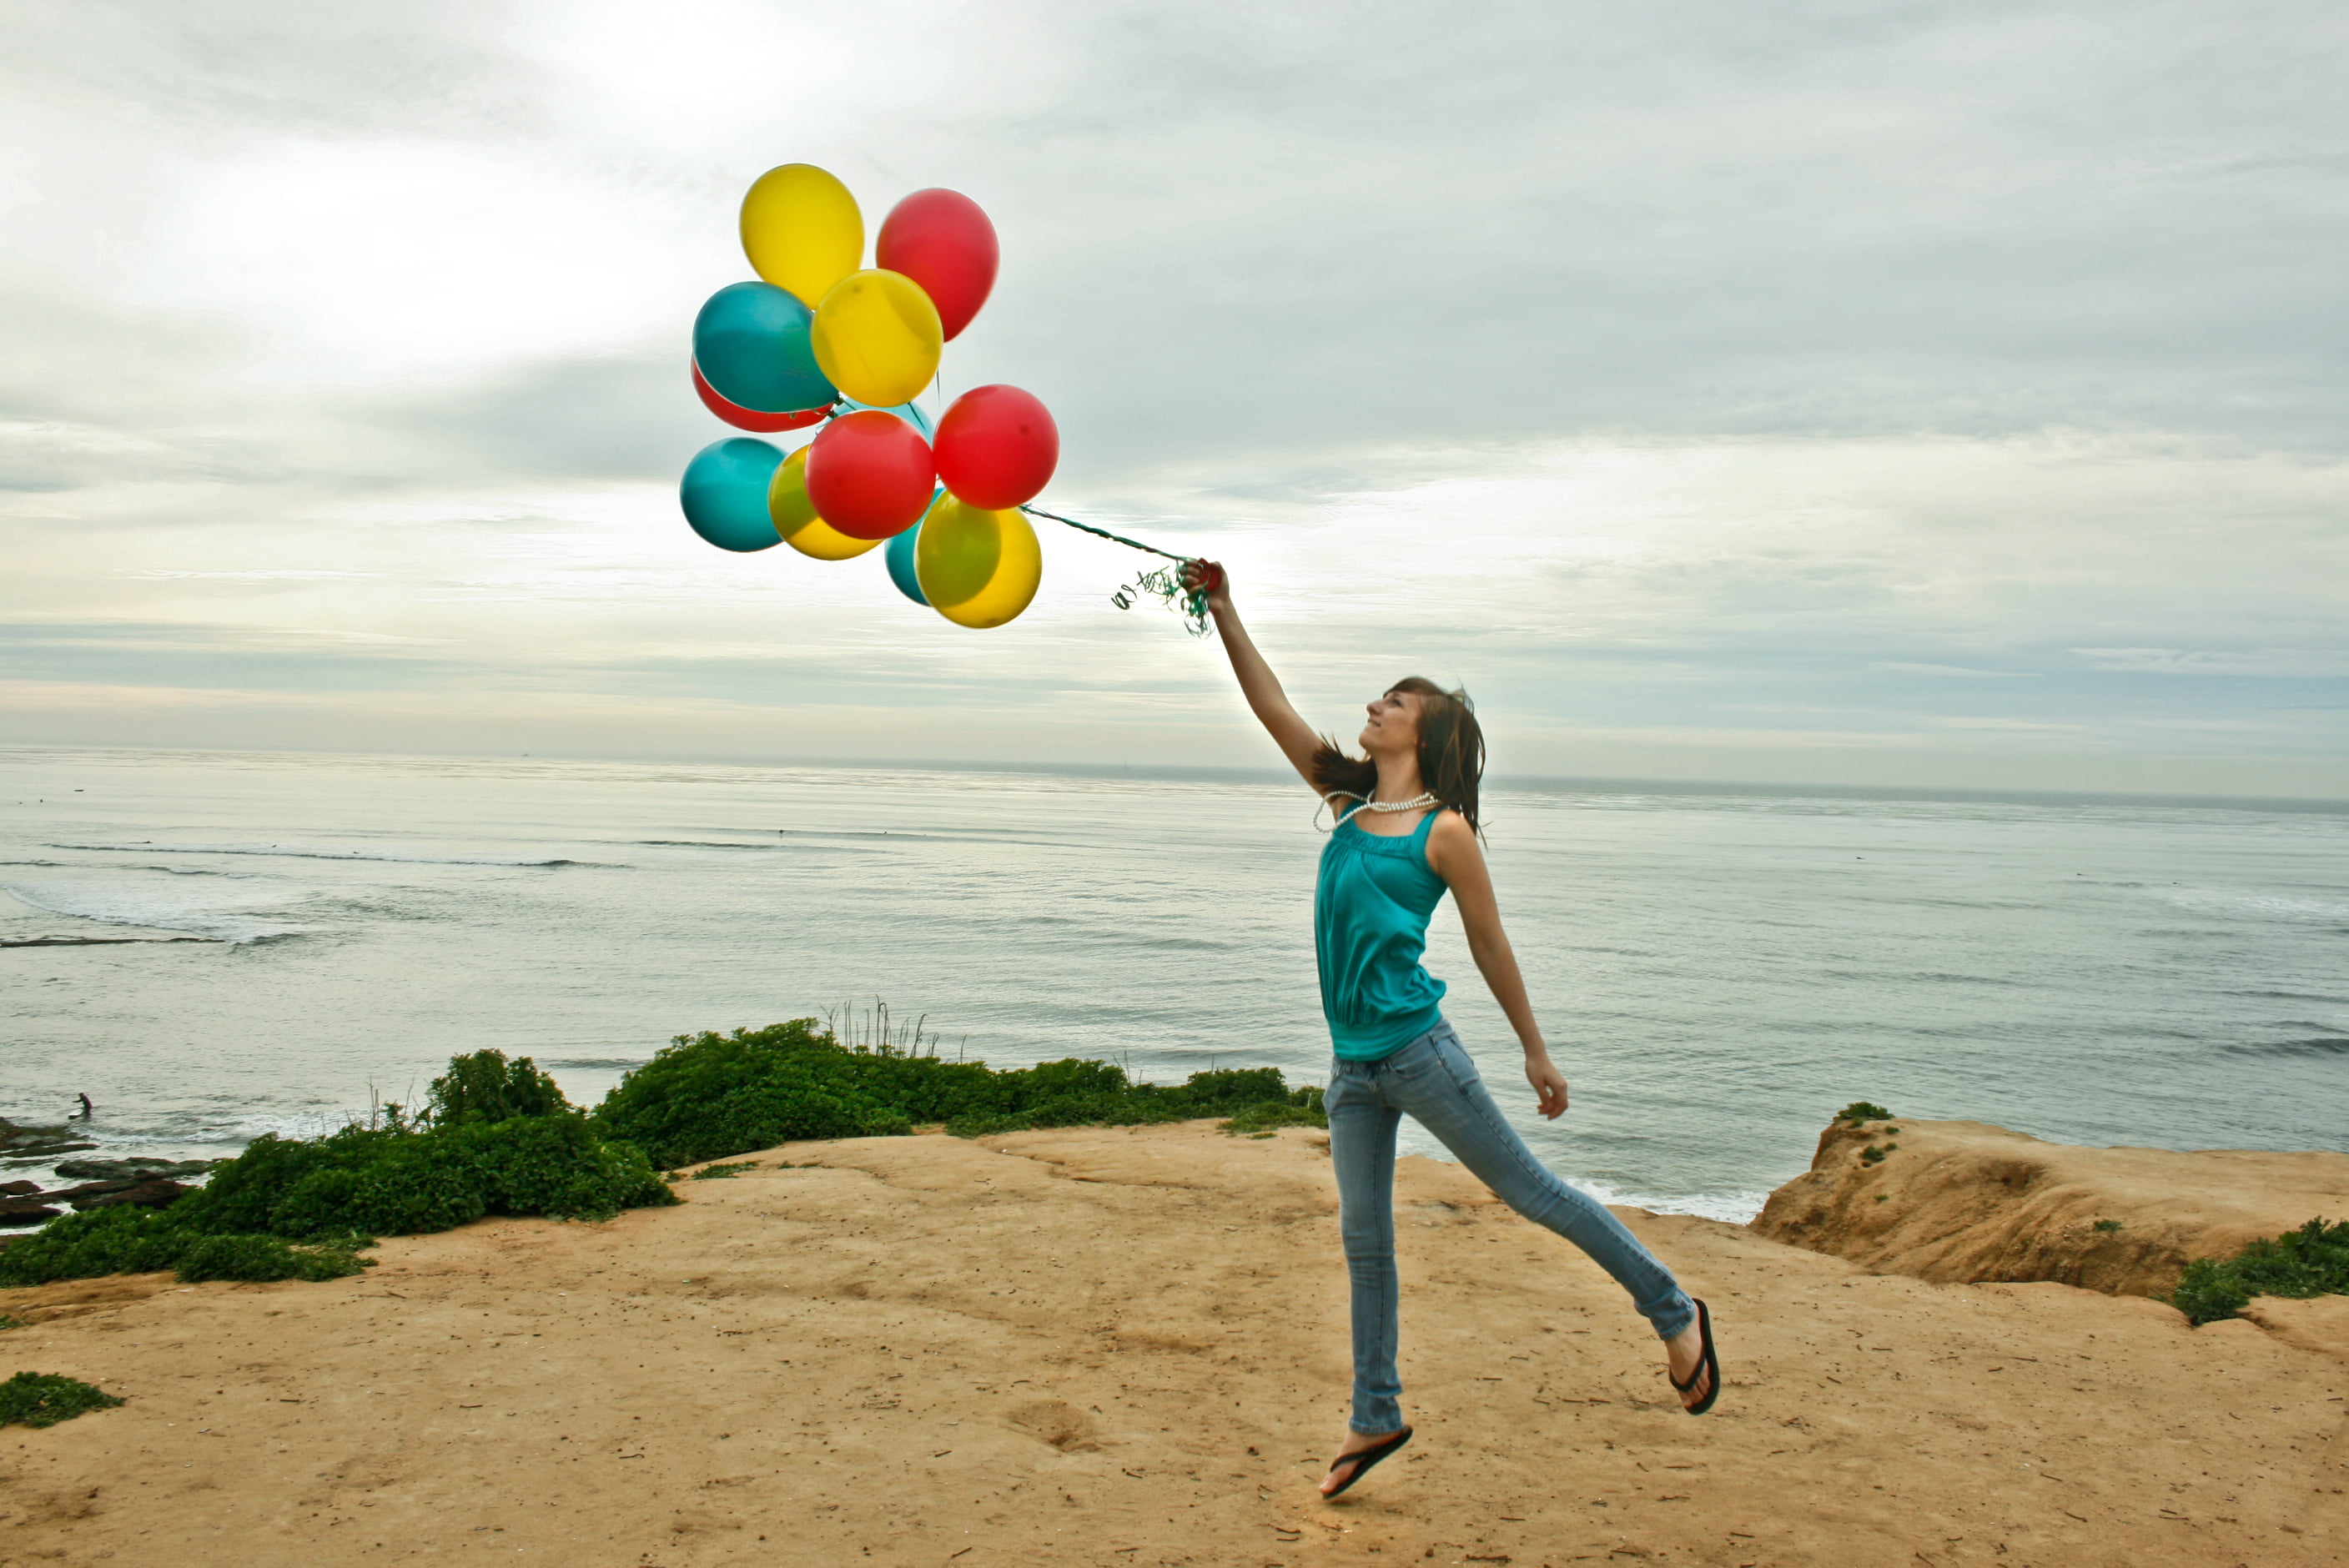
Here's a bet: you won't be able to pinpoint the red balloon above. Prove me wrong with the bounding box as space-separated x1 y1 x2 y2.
804 410 937 539
933 384 1059 510
875 188 999 342
692 361 832 432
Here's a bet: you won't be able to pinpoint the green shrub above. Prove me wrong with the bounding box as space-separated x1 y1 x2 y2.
692 1162 758 1180
0 1314 23 1332
2172 1218 2349 1325
0 1058 675 1290
173 1114 672 1242
591 1021 916 1167
1172 1068 1293 1112
1838 1102 1894 1125
0 1371 123 1429
0 1026 1315 1292
0 1205 198 1285
597 1022 1322 1160
0 1203 375 1289
1221 1100 1329 1134
942 1110 1039 1138
429 1049 571 1124
2171 1261 2251 1324
173 1231 374 1284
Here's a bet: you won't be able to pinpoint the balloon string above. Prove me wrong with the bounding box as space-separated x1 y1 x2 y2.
1019 504 1215 636
1018 505 1188 562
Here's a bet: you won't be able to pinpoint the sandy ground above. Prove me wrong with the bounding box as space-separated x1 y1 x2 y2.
3 1122 2345 1568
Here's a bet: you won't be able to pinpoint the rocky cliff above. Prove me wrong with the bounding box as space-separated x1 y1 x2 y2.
1750 1113 2349 1299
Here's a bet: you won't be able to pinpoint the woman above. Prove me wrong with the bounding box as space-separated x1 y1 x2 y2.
1186 561 1721 1499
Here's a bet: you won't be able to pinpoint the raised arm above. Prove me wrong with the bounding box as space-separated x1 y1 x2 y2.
1189 562 1324 792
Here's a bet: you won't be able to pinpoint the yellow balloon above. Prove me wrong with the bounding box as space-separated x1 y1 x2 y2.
914 496 1042 629
768 447 880 560
811 269 943 409
740 164 863 309
787 514 883 561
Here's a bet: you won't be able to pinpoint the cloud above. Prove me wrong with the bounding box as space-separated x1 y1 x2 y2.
2071 647 2349 677
0 0 2343 795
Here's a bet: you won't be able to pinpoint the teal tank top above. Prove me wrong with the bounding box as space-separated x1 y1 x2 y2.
1315 807 1449 1060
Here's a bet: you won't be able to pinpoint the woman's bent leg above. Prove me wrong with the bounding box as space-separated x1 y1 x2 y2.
1396 1027 1695 1341
1325 1061 1406 1435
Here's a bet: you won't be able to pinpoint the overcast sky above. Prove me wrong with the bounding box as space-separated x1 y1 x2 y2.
3 0 2343 795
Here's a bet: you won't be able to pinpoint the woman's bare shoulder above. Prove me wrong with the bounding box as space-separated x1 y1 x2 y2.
1426 807 1481 859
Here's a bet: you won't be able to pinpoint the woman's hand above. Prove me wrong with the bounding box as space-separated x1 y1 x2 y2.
1524 1048 1570 1120
1183 558 1231 613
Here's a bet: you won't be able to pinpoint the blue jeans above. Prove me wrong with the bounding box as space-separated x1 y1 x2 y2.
1324 1020 1697 1435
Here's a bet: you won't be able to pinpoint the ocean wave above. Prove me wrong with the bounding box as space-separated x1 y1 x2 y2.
2223 988 2349 1003
1568 1178 1771 1225
0 1106 365 1158
3 858 264 881
1396 1143 1770 1224
2149 887 2349 925
1 877 309 944
45 845 615 868
0 933 216 948
637 832 1019 850
631 840 863 852
538 1057 652 1069
48 842 616 869
2226 1036 2349 1056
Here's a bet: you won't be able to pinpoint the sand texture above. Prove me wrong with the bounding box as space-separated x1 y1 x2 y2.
3 1122 2346 1567
1750 1117 2349 1299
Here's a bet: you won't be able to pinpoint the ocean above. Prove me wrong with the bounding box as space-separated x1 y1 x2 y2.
4 746 2345 1222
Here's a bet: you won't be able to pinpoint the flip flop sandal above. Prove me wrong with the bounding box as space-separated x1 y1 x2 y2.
1670 1299 1723 1416
1323 1425 1412 1498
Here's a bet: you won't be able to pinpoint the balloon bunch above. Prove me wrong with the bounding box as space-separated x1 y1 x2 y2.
680 164 1056 628
678 163 1214 634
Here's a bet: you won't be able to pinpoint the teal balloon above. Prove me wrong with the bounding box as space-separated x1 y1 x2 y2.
680 438 784 552
842 397 935 440
693 282 834 414
885 493 943 605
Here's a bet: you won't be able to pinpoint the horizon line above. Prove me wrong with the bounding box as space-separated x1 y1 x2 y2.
4 741 2343 816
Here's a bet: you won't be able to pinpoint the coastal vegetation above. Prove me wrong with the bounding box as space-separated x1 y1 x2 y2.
0 1371 123 1429
589 1020 1325 1166
1220 1093 1329 1134
0 1052 672 1289
0 1022 1326 1290
2170 1217 2349 1324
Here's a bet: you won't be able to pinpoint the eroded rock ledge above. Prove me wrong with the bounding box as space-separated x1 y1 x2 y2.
1751 1114 2349 1299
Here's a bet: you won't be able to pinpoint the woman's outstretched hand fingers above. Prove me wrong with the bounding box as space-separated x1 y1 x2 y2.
1182 558 1230 607
1526 1055 1571 1119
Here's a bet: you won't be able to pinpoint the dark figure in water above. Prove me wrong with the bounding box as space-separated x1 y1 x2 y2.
74 1093 93 1118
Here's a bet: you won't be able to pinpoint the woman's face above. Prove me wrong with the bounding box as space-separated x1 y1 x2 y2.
1359 689 1421 756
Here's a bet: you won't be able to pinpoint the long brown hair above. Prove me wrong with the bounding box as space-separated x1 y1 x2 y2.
1310 676 1486 832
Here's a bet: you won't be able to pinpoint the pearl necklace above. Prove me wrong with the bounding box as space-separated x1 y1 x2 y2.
1355 792 1437 814
1318 790 1440 832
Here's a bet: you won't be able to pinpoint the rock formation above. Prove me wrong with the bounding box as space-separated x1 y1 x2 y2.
1751 1113 2349 1297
